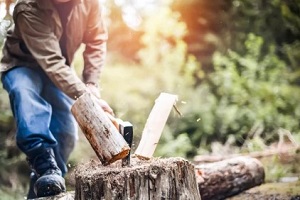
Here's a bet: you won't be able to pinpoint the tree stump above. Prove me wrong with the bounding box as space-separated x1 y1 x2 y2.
195 156 265 200
75 157 201 200
71 92 130 165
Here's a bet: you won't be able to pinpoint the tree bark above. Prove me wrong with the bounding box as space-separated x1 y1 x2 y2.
75 157 201 200
71 92 130 165
195 156 265 200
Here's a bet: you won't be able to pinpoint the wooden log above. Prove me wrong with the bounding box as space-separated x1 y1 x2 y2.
71 92 130 165
195 156 265 200
134 93 178 159
75 157 201 200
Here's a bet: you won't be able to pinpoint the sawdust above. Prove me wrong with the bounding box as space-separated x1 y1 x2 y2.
74 156 188 179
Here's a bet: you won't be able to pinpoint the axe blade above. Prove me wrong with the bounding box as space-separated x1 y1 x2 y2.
119 121 133 166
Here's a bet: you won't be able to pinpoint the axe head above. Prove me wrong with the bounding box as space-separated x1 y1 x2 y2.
119 121 133 166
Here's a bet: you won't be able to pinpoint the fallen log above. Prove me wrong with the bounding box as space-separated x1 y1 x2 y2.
193 146 300 164
71 92 130 165
195 156 265 200
74 157 201 200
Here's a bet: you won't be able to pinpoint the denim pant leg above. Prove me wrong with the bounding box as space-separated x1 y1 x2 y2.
1 67 57 153
41 74 78 176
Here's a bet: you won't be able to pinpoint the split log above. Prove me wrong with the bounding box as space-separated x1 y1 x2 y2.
71 92 130 165
134 93 178 159
195 156 265 200
75 157 201 200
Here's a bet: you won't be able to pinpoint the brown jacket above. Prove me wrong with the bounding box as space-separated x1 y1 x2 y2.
0 0 108 99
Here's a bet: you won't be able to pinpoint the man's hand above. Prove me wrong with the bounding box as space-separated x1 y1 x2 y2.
86 83 114 116
97 98 114 116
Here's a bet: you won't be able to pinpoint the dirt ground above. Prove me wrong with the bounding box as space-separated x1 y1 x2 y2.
228 181 300 200
37 182 300 200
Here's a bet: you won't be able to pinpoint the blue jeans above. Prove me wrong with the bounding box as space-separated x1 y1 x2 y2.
1 66 78 175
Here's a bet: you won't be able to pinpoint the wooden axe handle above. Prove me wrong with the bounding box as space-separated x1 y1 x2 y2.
105 112 123 130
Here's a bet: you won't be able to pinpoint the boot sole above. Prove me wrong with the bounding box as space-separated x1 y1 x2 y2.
34 175 66 197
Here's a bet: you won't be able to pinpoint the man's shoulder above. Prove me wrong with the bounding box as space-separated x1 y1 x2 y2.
13 0 52 23
15 0 37 8
14 0 38 15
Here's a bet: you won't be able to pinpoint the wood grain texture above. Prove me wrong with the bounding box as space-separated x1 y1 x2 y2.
134 93 178 159
75 157 201 200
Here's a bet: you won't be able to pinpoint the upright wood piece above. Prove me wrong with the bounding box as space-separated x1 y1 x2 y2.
134 93 178 159
75 157 201 200
195 156 265 200
71 92 130 165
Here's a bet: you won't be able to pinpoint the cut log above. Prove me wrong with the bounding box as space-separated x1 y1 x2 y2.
195 156 265 200
134 93 178 159
75 157 201 200
71 92 130 165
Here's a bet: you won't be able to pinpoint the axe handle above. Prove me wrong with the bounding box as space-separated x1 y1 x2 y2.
105 112 122 129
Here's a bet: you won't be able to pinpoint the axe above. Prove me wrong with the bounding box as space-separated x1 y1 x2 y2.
106 112 133 166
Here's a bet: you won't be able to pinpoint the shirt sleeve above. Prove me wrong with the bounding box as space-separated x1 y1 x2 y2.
15 6 87 100
82 0 108 85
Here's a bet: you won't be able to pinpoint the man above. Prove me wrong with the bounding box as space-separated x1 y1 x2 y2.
0 0 112 198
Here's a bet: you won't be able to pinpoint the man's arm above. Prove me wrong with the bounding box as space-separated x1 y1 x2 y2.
15 6 87 100
15 4 113 114
82 0 108 87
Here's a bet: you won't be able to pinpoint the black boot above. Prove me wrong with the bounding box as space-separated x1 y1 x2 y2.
27 147 66 197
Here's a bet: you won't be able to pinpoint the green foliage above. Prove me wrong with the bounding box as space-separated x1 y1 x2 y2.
100 5 203 157
156 133 194 158
138 6 203 88
264 156 293 182
229 0 300 69
176 34 300 153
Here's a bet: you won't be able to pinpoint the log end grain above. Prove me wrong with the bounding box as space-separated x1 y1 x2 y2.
104 147 130 165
